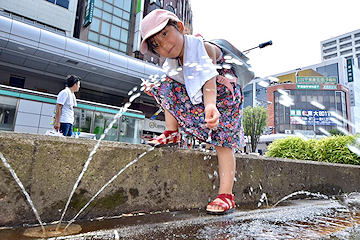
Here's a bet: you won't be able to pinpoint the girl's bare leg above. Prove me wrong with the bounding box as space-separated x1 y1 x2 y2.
165 109 178 131
206 146 236 211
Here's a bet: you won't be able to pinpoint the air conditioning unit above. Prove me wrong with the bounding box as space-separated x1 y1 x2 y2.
285 130 291 134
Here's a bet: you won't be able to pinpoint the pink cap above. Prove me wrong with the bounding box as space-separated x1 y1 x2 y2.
140 9 180 54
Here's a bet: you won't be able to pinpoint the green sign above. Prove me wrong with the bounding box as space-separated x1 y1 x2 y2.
347 59 353 82
296 84 320 90
290 109 302 116
296 76 337 84
322 85 337 90
136 0 142 13
84 0 95 27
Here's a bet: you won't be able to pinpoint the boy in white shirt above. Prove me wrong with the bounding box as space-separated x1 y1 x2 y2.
54 75 81 136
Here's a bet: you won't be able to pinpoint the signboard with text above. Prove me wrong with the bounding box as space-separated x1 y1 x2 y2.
296 84 320 90
290 109 335 126
296 76 337 84
347 59 354 82
84 0 95 27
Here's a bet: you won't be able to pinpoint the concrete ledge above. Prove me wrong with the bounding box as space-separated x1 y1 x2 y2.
0 131 359 227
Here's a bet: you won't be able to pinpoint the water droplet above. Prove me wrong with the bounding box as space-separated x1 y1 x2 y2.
129 92 141 103
222 64 231 69
225 74 234 79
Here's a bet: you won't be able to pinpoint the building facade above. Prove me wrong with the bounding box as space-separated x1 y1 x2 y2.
271 57 360 134
320 29 360 68
266 82 351 135
0 0 193 142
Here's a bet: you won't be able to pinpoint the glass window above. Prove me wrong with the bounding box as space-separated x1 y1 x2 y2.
110 39 120 49
88 31 99 42
94 0 103 8
120 43 127 52
318 95 323 102
114 0 124 8
110 25 121 39
93 8 102 18
120 29 128 42
335 92 341 103
0 96 17 131
103 2 113 13
99 35 110 45
73 109 92 133
121 20 129 29
306 94 312 102
93 112 120 141
105 0 113 3
316 63 339 79
112 16 122 26
47 0 55 3
90 18 100 32
123 11 130 20
337 103 342 111
119 116 142 144
329 94 335 103
56 0 69 8
102 11 112 22
113 7 123 17
123 0 131 11
101 21 110 35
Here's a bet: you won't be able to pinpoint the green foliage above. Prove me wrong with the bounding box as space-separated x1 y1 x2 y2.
266 135 360 165
243 106 268 152
329 128 345 136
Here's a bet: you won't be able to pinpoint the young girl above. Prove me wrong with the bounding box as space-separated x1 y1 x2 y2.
140 9 245 215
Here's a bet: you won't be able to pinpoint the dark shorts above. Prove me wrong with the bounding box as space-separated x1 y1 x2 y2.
60 123 73 137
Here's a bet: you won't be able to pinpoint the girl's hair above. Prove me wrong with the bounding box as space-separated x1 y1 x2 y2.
146 19 179 55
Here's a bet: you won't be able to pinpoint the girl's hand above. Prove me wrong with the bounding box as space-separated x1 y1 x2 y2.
204 104 220 129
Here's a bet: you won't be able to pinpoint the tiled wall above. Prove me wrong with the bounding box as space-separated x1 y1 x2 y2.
14 99 55 134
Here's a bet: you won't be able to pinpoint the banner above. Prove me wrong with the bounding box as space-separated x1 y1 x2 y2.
290 109 336 125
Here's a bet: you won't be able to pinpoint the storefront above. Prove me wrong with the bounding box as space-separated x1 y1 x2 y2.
0 84 145 143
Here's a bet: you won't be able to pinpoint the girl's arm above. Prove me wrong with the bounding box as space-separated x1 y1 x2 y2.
203 42 220 129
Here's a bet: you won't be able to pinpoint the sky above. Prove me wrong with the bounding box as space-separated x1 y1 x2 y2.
190 0 360 78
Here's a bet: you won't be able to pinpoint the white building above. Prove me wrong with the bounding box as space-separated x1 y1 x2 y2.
0 0 78 36
320 29 360 67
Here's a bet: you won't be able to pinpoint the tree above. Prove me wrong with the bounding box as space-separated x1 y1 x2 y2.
243 106 268 153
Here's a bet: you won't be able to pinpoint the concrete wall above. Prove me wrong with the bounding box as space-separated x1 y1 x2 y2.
0 131 360 227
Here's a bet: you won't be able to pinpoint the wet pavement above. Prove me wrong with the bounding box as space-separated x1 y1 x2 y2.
1 199 360 240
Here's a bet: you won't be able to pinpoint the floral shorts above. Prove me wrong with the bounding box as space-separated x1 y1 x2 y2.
151 76 245 149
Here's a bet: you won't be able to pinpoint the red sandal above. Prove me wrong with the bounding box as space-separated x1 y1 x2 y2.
206 193 235 215
147 130 181 147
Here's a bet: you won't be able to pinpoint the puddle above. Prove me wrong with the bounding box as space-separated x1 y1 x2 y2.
1 199 359 239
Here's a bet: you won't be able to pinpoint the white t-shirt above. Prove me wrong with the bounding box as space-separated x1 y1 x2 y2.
56 87 77 124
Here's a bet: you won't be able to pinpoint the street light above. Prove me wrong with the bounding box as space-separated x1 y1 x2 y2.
243 40 273 55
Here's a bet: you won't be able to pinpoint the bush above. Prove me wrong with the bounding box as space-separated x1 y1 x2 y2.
266 135 360 165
